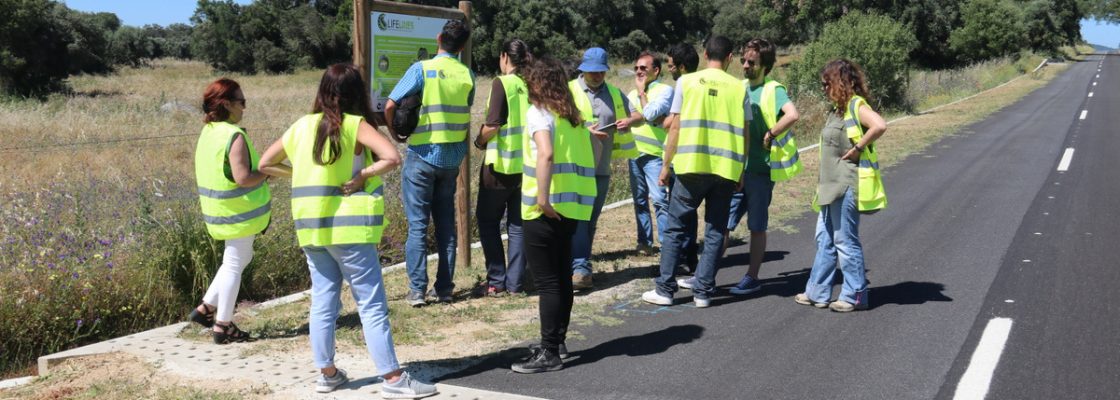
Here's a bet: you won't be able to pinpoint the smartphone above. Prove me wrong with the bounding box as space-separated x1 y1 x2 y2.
596 121 617 130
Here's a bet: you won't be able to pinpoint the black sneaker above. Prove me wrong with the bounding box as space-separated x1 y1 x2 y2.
426 288 452 303
512 345 563 373
558 343 569 360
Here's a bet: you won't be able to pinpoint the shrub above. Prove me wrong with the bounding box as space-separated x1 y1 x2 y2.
788 11 918 110
949 0 1026 63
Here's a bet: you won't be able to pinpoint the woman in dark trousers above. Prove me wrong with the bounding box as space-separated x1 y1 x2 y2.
512 57 598 373
473 39 532 297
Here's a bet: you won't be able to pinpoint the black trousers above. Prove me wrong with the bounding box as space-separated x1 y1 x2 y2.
523 215 578 351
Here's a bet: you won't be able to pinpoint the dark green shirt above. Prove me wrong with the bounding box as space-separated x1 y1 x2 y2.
746 82 789 175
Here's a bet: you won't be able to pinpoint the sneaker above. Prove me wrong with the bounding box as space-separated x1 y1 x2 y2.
636 243 656 256
693 296 710 308
406 291 426 308
728 275 762 295
674 264 695 276
829 300 869 313
572 273 594 290
677 276 697 290
558 343 569 360
507 290 528 298
641 290 673 306
381 371 438 399
794 293 828 309
426 289 453 303
315 368 349 393
512 345 563 374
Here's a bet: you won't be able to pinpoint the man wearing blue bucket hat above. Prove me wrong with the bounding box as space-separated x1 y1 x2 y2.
567 47 643 290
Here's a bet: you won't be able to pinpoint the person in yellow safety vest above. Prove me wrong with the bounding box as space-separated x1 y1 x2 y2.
724 38 803 296
383 20 474 307
511 57 597 374
641 36 751 308
567 47 643 291
258 64 438 397
663 42 702 276
795 59 887 313
190 78 271 344
472 39 533 297
626 51 675 258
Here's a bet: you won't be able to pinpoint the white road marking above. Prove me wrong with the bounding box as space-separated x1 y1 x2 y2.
1080 110 1088 120
1093 82 1097 86
1004 299 1014 303
953 318 1014 400
1057 148 1075 171
1097 74 1100 78
1089 92 1093 97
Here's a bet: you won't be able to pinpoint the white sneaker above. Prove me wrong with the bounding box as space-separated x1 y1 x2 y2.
641 290 673 306
315 368 348 393
676 276 697 290
381 371 438 399
693 297 710 308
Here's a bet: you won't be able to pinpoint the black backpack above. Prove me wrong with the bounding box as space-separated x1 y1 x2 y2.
390 93 421 142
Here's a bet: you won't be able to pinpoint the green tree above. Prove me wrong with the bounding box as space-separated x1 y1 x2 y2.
788 11 918 109
0 0 72 96
949 0 1027 62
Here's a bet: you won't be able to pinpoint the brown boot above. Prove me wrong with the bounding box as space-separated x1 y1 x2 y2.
572 273 593 290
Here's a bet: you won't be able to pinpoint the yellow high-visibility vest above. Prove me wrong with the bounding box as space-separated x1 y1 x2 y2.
673 68 747 182
568 79 637 159
626 81 672 157
484 74 528 174
756 78 803 181
410 56 473 146
282 113 386 246
844 95 887 211
195 121 271 240
521 110 598 221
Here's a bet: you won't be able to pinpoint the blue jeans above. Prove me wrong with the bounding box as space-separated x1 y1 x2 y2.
477 171 525 292
570 175 611 276
804 188 869 306
656 173 735 300
629 154 670 247
727 173 776 232
402 151 459 294
304 244 400 375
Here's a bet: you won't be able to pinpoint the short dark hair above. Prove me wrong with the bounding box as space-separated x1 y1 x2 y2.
439 19 470 52
745 38 777 75
636 50 662 70
667 43 698 73
704 36 733 62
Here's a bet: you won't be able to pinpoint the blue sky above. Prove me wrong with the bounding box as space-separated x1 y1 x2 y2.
62 1 1120 48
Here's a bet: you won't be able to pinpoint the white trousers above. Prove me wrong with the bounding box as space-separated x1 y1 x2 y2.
201 235 254 322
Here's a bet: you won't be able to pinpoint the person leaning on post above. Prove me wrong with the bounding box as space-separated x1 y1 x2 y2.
641 36 751 309
720 38 803 296
257 63 437 398
512 57 598 374
663 42 701 276
795 58 887 313
383 19 474 307
567 47 643 291
626 51 674 258
472 38 533 298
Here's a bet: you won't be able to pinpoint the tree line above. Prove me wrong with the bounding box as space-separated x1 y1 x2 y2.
1 0 1112 99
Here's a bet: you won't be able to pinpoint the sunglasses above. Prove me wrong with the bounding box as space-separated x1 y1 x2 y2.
740 57 759 67
634 65 651 71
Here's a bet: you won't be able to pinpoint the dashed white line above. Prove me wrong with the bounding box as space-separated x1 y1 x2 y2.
1089 92 1094 97
953 318 1014 400
1057 148 1075 171
1093 82 1097 86
1079 110 1088 120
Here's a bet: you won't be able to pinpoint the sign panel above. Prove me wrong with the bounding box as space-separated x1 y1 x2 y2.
369 12 449 111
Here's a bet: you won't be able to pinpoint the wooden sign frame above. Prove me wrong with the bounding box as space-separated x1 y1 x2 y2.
353 0 474 270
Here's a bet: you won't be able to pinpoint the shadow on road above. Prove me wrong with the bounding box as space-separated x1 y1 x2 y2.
868 281 952 309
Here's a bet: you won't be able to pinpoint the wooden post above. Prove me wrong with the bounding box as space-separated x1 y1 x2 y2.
455 1 473 270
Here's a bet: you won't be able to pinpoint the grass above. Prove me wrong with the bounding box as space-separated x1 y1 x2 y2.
0 44 1087 378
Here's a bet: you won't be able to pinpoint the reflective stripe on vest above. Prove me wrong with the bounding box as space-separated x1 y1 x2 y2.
627 81 671 157
195 121 272 240
568 79 637 159
484 74 528 174
283 113 387 246
844 96 887 211
410 57 473 145
757 78 803 181
521 110 598 221
674 69 747 182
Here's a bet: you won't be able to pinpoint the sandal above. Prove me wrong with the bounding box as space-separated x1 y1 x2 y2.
212 322 252 344
188 304 216 328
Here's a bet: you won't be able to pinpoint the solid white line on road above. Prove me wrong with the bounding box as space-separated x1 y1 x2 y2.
1057 148 1075 171
953 317 1014 400
1079 110 1088 120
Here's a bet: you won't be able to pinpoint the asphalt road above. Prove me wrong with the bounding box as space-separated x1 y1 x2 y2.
438 53 1117 400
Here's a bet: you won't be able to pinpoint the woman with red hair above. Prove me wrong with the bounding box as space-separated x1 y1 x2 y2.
189 78 272 342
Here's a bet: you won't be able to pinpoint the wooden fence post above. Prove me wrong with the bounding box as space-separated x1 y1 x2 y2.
455 1 473 271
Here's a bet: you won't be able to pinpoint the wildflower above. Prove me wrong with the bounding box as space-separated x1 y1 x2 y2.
76 319 83 328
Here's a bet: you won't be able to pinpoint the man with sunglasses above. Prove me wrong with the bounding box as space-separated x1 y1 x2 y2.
626 51 675 257
723 38 803 296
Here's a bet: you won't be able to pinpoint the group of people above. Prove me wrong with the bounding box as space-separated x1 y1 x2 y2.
187 18 888 396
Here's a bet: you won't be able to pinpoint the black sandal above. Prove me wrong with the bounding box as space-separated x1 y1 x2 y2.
212 322 252 344
188 304 216 328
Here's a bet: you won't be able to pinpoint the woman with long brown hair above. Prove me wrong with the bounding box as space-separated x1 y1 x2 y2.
190 78 270 344
258 63 436 398
795 59 887 313
511 57 597 373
